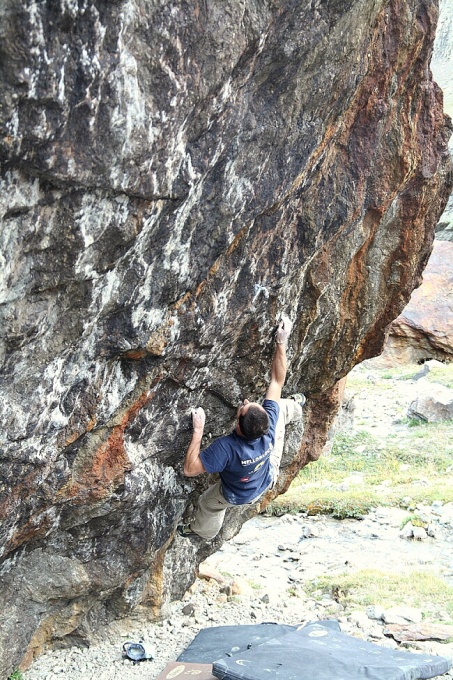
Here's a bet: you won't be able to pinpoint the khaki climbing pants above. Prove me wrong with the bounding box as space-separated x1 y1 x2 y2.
190 399 303 540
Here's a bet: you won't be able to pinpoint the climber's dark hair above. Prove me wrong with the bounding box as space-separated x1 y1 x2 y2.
239 405 270 440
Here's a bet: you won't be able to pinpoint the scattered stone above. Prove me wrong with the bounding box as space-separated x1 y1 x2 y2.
412 526 428 541
400 522 415 539
182 604 195 616
366 605 385 621
348 611 371 628
384 623 453 642
439 503 453 526
230 578 254 597
220 584 233 596
378 637 400 650
198 565 227 584
431 501 444 515
367 625 386 640
400 497 416 510
216 594 228 603
383 607 423 625
300 525 319 539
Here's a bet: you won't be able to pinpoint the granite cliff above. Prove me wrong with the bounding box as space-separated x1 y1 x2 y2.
0 0 451 675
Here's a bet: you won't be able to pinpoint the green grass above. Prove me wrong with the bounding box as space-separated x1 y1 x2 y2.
400 514 428 529
426 363 453 389
306 569 453 619
269 423 453 518
372 361 453 388
268 364 453 518
8 672 23 680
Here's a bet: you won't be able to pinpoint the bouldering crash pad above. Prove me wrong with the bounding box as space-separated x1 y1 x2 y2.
211 621 451 680
177 622 297 663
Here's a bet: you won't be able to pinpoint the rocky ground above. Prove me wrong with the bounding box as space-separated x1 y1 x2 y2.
21 509 453 680
22 365 453 680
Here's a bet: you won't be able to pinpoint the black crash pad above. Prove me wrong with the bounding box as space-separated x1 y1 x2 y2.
211 621 451 680
177 623 298 663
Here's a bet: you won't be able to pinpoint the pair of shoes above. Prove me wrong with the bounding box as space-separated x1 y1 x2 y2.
177 523 200 538
289 393 306 407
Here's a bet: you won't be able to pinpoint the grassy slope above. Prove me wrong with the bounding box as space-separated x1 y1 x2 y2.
269 362 453 621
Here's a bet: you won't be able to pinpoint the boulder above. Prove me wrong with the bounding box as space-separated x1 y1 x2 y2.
408 382 453 422
383 606 423 625
0 0 451 676
366 605 386 621
382 241 453 364
384 623 453 642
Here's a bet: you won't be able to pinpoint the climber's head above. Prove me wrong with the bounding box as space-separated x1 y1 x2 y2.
236 399 270 440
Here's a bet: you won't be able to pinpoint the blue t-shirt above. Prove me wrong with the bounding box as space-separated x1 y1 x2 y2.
200 399 280 505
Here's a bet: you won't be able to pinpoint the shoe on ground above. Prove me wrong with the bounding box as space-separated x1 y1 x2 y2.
123 641 155 662
289 392 306 407
177 523 200 538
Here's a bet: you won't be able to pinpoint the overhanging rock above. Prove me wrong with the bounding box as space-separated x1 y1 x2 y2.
0 0 451 675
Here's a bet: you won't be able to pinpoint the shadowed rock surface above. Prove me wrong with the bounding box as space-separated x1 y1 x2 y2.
0 0 451 675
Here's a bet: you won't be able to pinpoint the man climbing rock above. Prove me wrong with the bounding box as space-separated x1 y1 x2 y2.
177 315 305 540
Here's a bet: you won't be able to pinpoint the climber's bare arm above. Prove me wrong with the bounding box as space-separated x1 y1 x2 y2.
265 315 292 402
183 407 207 477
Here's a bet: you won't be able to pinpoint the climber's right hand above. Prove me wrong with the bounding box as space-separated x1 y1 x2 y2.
192 407 206 433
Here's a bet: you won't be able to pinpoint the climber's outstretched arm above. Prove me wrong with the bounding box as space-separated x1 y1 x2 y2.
265 315 292 402
183 407 207 477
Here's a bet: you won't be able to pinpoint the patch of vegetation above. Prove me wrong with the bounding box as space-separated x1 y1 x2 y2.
375 361 453 388
269 468 453 517
426 362 453 389
269 366 453 517
405 417 424 427
381 367 419 381
267 488 379 519
8 671 23 680
400 514 428 529
306 569 453 618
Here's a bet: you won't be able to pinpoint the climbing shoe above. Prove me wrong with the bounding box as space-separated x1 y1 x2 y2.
290 393 306 407
123 640 155 663
177 523 200 538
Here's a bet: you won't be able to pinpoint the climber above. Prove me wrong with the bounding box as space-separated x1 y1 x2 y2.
177 315 305 540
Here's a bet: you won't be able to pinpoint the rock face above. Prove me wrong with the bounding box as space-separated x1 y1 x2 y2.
380 240 453 363
0 0 451 675
432 0 453 240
